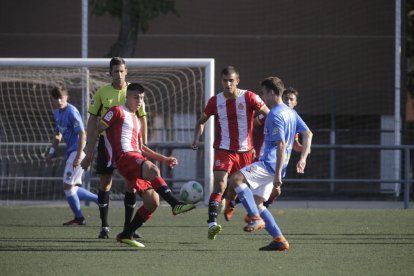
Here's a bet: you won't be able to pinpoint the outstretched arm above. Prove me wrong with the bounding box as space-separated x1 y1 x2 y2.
142 145 178 168
81 121 108 170
191 114 208 150
296 130 313 173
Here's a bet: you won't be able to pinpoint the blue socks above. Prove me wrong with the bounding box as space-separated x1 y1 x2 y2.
76 186 98 204
235 184 259 217
65 189 83 218
259 206 282 238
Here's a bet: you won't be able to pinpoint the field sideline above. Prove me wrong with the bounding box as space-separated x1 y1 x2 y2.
1 205 413 275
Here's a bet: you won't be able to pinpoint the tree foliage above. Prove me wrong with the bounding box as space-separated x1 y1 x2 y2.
90 0 178 57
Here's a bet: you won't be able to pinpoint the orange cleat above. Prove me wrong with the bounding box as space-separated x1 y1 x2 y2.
259 236 289 251
224 200 235 221
243 215 265 232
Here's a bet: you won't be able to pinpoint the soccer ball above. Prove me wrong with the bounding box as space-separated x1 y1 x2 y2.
180 181 204 204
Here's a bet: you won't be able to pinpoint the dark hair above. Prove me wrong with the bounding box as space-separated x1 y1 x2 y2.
127 83 145 94
109 57 126 70
260 77 285 96
283 87 299 98
50 85 69 99
221 66 239 78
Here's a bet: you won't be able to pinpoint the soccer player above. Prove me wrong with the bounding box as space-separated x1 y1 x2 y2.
82 57 147 239
46 85 98 226
228 76 312 251
81 83 195 247
191 66 269 240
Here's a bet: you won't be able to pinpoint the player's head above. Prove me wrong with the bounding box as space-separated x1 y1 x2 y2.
109 57 127 89
221 66 240 94
260 76 285 106
50 85 69 110
282 87 299 109
126 83 145 112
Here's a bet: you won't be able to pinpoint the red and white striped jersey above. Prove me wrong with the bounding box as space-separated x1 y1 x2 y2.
204 90 265 152
101 105 141 166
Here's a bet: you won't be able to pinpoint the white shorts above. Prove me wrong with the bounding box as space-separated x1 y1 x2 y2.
63 151 85 185
239 161 276 200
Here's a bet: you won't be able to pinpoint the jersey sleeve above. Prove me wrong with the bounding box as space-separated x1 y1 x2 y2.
69 108 85 134
88 89 103 116
101 106 121 128
247 91 265 111
203 96 217 118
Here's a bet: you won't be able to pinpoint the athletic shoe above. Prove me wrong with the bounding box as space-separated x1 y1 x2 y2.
123 227 142 239
243 215 265 232
224 200 235 221
62 217 86 226
172 203 196 215
116 233 145 248
98 227 110 239
259 236 289 251
208 224 222 240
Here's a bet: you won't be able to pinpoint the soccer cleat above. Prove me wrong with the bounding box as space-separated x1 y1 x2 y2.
224 200 235 221
62 217 86 226
259 236 289 251
243 215 265 232
132 230 142 239
244 214 251 224
98 227 110 239
116 233 145 248
208 224 222 240
172 203 196 215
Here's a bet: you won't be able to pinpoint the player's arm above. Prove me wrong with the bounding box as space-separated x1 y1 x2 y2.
292 133 303 153
141 145 178 168
46 132 62 160
273 139 286 188
191 113 208 150
81 121 108 170
296 130 313 174
73 130 86 168
258 104 270 116
137 103 148 144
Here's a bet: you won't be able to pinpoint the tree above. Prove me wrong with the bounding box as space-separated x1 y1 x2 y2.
90 0 178 57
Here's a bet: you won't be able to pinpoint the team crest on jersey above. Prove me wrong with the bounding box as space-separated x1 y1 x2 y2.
65 171 72 181
104 111 113 121
238 103 245 110
272 128 279 136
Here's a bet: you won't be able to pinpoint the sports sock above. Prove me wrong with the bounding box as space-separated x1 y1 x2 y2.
64 188 83 218
208 193 222 223
76 186 98 204
235 183 259 217
124 192 136 228
151 177 180 207
259 206 282 238
98 190 110 227
123 206 153 237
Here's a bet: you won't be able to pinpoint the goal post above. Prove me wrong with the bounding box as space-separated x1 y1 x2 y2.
0 58 214 204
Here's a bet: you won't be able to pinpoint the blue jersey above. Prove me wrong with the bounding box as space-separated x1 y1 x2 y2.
53 103 85 159
259 103 309 176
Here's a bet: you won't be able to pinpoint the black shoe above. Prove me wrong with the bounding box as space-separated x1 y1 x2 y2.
63 217 86 226
98 227 110 239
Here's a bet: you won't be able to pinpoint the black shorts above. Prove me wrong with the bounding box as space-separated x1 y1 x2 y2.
96 135 115 175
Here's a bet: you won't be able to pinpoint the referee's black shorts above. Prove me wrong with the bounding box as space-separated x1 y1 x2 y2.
96 135 115 175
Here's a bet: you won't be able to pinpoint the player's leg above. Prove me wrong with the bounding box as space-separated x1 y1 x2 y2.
141 160 195 215
62 152 85 226
263 186 281 208
123 183 142 239
224 151 253 221
258 205 289 251
117 187 158 248
75 152 98 204
207 170 227 240
96 136 113 238
230 164 267 232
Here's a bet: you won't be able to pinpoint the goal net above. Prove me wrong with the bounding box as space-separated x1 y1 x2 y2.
0 58 214 203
